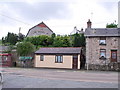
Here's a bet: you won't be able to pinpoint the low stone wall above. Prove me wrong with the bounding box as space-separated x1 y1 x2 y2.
85 62 120 71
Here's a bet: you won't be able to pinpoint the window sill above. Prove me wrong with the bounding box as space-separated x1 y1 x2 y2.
55 62 63 63
99 57 106 60
99 44 106 45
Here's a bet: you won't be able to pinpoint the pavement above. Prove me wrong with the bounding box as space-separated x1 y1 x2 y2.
1 67 119 88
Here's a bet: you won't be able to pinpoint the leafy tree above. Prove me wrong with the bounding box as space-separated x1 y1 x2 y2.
73 33 81 47
17 42 35 56
106 23 117 28
2 32 25 45
79 34 85 47
24 35 53 48
72 33 85 47
53 35 71 47
51 33 56 38
6 32 18 45
18 33 25 41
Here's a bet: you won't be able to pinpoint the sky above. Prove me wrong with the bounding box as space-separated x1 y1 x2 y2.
0 0 119 39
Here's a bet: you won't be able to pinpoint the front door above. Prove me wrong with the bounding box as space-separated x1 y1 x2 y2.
111 50 117 62
72 55 78 69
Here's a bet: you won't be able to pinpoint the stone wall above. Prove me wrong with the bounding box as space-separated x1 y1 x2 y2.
86 36 120 71
85 62 120 71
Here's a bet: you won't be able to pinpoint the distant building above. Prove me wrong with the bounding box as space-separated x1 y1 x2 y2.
0 46 12 67
70 26 84 35
118 1 120 28
26 22 53 37
85 20 120 71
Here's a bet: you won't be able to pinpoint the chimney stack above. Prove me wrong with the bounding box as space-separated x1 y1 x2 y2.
87 19 92 28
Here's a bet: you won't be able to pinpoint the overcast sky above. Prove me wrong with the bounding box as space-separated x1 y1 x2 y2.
0 0 119 39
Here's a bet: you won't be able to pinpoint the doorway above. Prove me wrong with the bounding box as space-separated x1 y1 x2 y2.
72 55 78 69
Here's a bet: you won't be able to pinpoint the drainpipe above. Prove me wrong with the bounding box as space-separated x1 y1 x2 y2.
86 57 89 70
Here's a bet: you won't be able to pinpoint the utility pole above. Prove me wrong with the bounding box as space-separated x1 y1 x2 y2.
19 27 21 34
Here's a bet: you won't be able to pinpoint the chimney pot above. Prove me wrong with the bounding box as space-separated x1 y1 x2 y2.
87 19 92 28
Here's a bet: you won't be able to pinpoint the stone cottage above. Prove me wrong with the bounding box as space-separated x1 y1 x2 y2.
85 20 120 71
26 22 53 37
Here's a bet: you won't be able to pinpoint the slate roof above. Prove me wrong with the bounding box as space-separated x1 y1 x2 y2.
35 47 81 54
85 28 120 37
0 46 8 52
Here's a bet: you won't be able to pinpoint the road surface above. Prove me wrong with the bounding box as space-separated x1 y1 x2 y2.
1 67 119 88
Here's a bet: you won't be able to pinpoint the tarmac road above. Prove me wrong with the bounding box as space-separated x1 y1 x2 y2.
1 67 119 88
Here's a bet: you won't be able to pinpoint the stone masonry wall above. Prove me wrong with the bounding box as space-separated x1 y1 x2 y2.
86 37 120 71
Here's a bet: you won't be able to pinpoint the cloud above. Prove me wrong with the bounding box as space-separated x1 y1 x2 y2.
1 2 72 22
0 0 119 39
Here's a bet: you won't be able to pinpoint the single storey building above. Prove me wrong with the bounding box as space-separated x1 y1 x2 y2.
34 47 85 69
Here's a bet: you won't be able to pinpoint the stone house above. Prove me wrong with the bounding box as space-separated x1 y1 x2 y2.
26 22 53 37
34 47 85 69
85 20 120 71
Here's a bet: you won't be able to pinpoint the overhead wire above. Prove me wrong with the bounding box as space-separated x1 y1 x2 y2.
0 13 31 26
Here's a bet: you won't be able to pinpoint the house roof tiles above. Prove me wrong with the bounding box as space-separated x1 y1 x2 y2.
85 28 120 37
35 47 82 54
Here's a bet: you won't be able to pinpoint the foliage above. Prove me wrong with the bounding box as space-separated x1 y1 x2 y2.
17 42 35 56
18 33 25 41
53 35 71 47
106 23 117 28
2 32 25 45
24 35 53 48
24 33 85 48
0 41 1 44
72 33 85 47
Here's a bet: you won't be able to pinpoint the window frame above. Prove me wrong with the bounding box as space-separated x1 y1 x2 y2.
40 55 44 61
55 55 63 63
111 50 117 62
99 37 106 45
99 49 106 60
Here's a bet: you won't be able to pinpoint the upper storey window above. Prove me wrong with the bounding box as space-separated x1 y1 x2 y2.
99 37 106 45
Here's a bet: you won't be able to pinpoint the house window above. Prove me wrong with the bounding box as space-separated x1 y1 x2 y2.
99 37 106 45
40 55 44 61
111 50 117 62
55 55 63 63
100 49 106 59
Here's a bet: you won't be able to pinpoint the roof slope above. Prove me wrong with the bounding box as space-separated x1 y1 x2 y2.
0 46 8 52
26 22 53 37
35 47 81 54
85 28 120 37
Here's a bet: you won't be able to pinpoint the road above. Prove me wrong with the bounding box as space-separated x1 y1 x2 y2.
1 67 119 88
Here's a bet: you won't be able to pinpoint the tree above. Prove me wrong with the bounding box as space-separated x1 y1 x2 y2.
73 33 81 47
53 35 71 47
79 34 85 47
106 23 117 28
18 33 25 41
17 42 35 56
72 33 85 47
24 35 53 48
2 32 18 45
